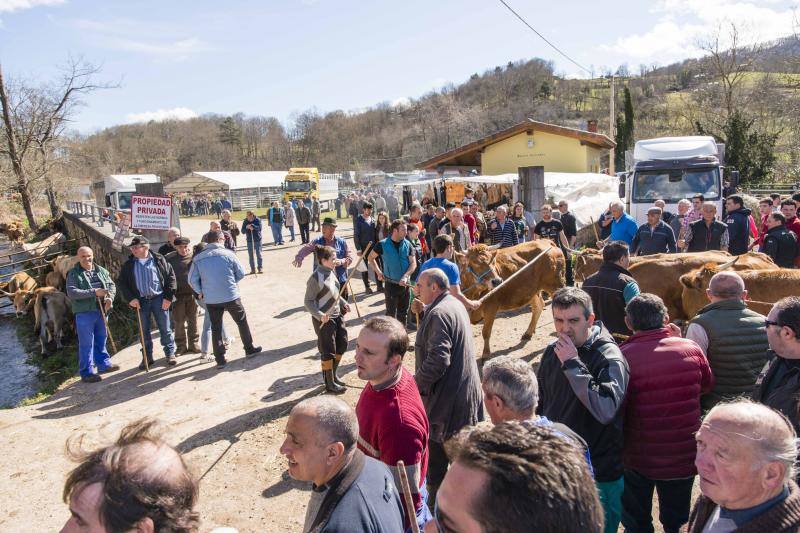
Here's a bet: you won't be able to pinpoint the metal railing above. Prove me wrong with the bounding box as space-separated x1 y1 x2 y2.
66 201 126 232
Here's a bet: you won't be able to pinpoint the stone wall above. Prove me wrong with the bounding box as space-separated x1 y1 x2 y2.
62 212 129 278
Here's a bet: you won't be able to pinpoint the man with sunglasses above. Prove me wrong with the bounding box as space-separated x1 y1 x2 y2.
753 296 800 437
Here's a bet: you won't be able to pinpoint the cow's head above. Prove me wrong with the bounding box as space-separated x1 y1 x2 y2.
679 262 726 318
0 288 35 317
457 244 503 298
574 248 602 282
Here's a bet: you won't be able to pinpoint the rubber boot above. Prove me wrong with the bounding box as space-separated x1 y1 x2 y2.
323 369 346 394
332 354 346 387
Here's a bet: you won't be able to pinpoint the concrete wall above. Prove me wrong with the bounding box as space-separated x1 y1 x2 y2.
62 212 129 278
482 130 607 175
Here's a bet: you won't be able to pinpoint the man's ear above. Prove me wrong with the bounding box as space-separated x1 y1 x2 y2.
326 442 346 465
624 316 633 332
135 517 155 533
587 312 595 328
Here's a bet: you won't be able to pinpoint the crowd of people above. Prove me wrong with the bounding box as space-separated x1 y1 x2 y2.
57 183 800 532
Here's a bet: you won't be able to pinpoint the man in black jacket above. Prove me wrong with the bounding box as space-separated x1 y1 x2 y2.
760 212 798 268
724 194 752 255
353 202 379 293
582 241 640 339
165 237 199 355
117 236 178 369
558 200 578 285
537 287 629 533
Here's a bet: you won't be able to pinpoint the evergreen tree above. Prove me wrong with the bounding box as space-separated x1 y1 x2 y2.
218 116 242 148
614 86 635 169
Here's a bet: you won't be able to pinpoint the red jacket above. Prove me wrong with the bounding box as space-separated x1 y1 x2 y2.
620 328 714 479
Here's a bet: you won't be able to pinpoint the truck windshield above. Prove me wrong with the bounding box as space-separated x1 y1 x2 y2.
118 192 133 210
632 168 720 203
285 181 311 192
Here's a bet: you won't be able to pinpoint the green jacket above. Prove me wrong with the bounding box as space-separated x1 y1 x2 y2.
65 263 116 314
691 299 770 409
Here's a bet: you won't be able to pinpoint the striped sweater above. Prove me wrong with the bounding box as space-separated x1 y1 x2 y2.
355 368 429 520
304 265 347 320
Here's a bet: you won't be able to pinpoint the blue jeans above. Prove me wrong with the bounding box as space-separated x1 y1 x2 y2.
76 310 113 377
197 298 227 354
287 225 295 240
270 222 283 244
246 238 262 271
137 294 175 361
413 484 433 533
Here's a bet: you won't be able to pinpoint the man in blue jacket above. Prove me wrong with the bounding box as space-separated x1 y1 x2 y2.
189 231 261 368
242 210 263 274
281 396 405 533
631 207 677 255
598 201 638 248
724 194 752 255
267 200 285 246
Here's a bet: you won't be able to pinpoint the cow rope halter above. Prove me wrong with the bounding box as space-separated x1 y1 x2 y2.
461 265 496 296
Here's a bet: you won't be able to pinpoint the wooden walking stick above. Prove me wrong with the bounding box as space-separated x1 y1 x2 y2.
347 280 361 318
396 460 421 533
337 241 373 299
96 297 118 355
135 306 149 372
589 216 601 243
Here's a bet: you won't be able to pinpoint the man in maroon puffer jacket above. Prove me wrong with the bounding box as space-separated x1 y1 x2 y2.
620 293 714 533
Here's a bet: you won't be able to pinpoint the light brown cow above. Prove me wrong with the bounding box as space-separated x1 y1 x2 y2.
456 241 565 357
574 248 651 282
680 259 800 318
45 271 62 289
35 289 70 355
0 271 37 293
49 254 80 281
0 272 39 317
629 251 776 320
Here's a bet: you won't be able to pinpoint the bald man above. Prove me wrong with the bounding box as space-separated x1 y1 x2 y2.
686 271 769 409
688 401 800 531
61 418 199 532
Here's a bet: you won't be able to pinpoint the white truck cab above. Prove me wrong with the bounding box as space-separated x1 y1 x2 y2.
623 137 726 225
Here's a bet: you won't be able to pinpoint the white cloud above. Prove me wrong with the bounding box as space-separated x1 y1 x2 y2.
125 107 198 124
68 17 211 60
0 0 64 13
391 96 410 108
601 0 796 66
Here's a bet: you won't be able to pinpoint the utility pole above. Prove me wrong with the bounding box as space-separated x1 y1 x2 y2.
609 75 616 175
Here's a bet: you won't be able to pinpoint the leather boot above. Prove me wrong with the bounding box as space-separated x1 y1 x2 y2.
323 369 346 394
332 354 346 387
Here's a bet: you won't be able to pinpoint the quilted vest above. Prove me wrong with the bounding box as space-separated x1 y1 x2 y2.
690 299 770 409
687 219 727 252
380 237 410 282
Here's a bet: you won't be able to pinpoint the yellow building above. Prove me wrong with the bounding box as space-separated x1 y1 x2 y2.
417 119 615 175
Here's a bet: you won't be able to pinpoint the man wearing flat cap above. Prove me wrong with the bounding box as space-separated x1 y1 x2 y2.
631 207 677 256
293 217 353 299
118 235 178 369
165 237 199 355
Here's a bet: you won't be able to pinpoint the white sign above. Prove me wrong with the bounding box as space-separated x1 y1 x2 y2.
130 194 172 230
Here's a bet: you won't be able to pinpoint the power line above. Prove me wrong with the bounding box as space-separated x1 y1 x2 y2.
497 0 593 76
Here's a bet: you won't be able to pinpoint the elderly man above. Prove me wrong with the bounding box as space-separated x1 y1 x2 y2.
761 212 798 267
669 199 693 243
66 246 119 383
430 422 603 533
482 355 591 467
536 287 629 533
369 219 417 325
427 206 445 242
189 231 261 368
488 205 519 248
598 201 638 248
687 400 800 531
582 241 640 339
118 236 177 369
311 195 321 232
354 316 431 530
220 210 239 249
753 296 800 436
294 217 353 298
165 237 199 355
414 268 483 506
631 207 677 255
686 271 769 409
619 294 713 533
280 396 405 533
61 419 199 532
158 227 181 256
440 207 471 252
679 202 729 252
242 210 263 274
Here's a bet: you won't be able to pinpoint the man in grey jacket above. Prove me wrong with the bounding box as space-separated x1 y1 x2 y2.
189 231 261 368
413 267 484 507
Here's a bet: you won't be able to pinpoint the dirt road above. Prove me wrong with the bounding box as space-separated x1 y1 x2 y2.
0 218 557 531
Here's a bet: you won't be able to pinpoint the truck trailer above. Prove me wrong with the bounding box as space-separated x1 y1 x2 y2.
92 174 161 211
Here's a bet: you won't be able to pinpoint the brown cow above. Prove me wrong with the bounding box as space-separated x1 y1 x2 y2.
0 271 37 293
629 251 776 320
49 254 80 281
45 271 62 289
36 289 70 355
456 241 565 357
0 272 39 317
680 259 800 318
574 248 651 282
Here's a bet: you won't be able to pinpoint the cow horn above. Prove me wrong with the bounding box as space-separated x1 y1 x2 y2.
486 244 501 251
0 288 13 297
718 257 739 271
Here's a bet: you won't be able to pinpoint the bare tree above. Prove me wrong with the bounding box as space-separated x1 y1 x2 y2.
0 58 114 229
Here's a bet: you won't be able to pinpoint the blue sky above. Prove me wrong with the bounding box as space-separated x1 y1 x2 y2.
1 0 796 133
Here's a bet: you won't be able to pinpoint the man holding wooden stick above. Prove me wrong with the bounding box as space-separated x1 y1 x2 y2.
66 246 119 383
354 316 431 530
293 217 353 299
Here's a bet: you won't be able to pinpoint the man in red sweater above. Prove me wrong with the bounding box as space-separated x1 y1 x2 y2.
354 316 431 530
620 293 713 533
